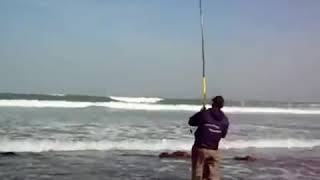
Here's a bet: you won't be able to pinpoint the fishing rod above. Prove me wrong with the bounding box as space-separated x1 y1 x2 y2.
199 0 207 108
190 0 207 134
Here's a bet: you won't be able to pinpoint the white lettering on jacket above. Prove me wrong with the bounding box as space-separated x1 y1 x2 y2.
208 128 221 133
204 123 220 129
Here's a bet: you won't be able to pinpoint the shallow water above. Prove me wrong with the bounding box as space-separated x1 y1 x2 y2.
0 105 319 179
1 149 319 180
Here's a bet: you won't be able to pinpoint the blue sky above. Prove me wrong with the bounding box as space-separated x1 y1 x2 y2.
1 0 320 101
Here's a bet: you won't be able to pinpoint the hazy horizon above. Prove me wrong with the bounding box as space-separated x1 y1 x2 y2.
1 0 320 102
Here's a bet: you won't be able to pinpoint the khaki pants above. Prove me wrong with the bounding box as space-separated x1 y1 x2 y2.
191 146 220 180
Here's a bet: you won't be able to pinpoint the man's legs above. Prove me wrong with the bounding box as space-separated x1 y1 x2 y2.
191 147 205 180
203 149 220 180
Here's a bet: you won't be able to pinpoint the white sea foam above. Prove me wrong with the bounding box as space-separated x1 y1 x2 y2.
109 96 163 103
222 139 320 149
50 94 65 97
1 100 320 114
0 100 92 108
0 138 319 152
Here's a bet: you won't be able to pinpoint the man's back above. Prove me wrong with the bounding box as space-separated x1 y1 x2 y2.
189 108 229 150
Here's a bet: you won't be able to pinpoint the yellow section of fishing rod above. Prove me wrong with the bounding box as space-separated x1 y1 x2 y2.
202 76 207 107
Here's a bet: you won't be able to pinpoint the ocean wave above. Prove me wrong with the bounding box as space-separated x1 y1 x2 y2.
1 100 320 115
0 100 92 108
109 96 163 103
222 139 320 149
0 138 319 152
224 106 320 115
309 104 320 107
50 94 65 97
0 100 320 114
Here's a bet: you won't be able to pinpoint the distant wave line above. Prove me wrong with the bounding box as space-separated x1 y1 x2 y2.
0 100 320 114
109 96 163 103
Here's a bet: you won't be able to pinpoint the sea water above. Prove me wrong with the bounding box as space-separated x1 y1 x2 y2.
0 94 319 179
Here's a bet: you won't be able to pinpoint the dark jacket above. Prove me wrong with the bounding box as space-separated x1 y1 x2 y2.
189 108 229 150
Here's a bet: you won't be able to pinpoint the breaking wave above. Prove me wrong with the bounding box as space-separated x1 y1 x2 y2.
0 138 319 152
50 94 65 97
109 96 163 103
1 100 320 115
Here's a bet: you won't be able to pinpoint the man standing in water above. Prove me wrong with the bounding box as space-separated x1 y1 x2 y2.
189 96 229 180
